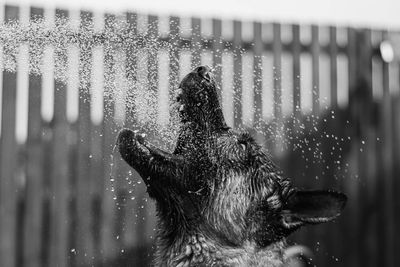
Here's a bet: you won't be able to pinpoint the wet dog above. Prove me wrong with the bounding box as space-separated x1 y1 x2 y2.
117 66 346 266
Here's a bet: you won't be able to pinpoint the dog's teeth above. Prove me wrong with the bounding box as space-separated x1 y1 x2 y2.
185 245 192 256
179 105 185 111
140 133 146 138
133 130 139 134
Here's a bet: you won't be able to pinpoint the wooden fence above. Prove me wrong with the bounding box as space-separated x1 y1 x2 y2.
0 4 400 267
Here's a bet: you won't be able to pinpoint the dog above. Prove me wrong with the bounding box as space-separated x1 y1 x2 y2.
117 65 346 266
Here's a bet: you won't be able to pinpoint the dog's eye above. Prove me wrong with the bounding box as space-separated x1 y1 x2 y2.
238 141 246 150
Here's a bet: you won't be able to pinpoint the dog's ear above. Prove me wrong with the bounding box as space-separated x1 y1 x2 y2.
280 190 347 229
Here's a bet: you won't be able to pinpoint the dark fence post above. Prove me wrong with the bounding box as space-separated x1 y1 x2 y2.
23 6 44 267
0 5 19 267
233 20 242 129
191 17 201 69
253 21 263 137
380 30 395 267
212 19 222 101
100 12 118 264
48 8 70 267
75 10 95 267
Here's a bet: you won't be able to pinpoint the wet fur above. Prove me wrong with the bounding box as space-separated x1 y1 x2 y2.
118 66 346 266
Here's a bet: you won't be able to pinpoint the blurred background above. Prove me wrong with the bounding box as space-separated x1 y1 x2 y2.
0 0 399 266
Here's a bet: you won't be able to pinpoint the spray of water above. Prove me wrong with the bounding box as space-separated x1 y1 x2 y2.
0 15 352 181
0 15 183 149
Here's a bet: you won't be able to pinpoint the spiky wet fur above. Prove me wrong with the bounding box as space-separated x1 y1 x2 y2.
118 66 346 266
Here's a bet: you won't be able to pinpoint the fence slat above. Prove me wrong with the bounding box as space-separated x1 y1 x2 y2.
143 13 159 245
23 6 44 267
380 30 395 267
191 17 201 69
75 10 95 266
170 16 180 96
212 19 222 100
344 28 360 267
311 25 320 115
292 24 301 117
122 11 138 253
233 20 242 129
392 95 400 267
125 12 138 125
358 29 377 267
253 22 263 132
271 23 283 155
48 9 70 267
0 6 19 267
100 13 118 263
329 26 338 108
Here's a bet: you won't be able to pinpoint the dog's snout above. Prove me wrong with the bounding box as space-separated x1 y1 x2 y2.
195 65 212 81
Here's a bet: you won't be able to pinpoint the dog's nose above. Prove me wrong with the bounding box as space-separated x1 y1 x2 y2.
195 65 212 81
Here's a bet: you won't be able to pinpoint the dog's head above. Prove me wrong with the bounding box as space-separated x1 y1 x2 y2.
209 132 347 247
176 65 228 130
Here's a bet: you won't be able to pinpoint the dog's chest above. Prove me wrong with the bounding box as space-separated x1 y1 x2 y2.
156 233 217 267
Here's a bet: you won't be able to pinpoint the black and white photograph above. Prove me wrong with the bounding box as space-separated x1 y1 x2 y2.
0 0 399 266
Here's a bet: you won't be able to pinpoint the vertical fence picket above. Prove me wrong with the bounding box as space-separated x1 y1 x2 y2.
23 6 44 267
0 5 19 267
272 23 283 154
305 25 320 259
191 18 201 69
90 121 104 266
358 29 376 267
330 27 338 108
345 27 359 267
233 20 242 129
311 25 320 115
253 22 263 135
371 30 387 267
288 23 306 246
169 15 180 154
292 25 301 118
100 13 118 263
125 12 137 125
170 16 180 97
380 30 395 267
148 15 159 95
143 14 159 245
326 25 340 262
75 10 95 266
48 9 70 267
89 18 107 264
113 32 127 258
392 93 400 267
123 11 138 252
212 19 222 100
